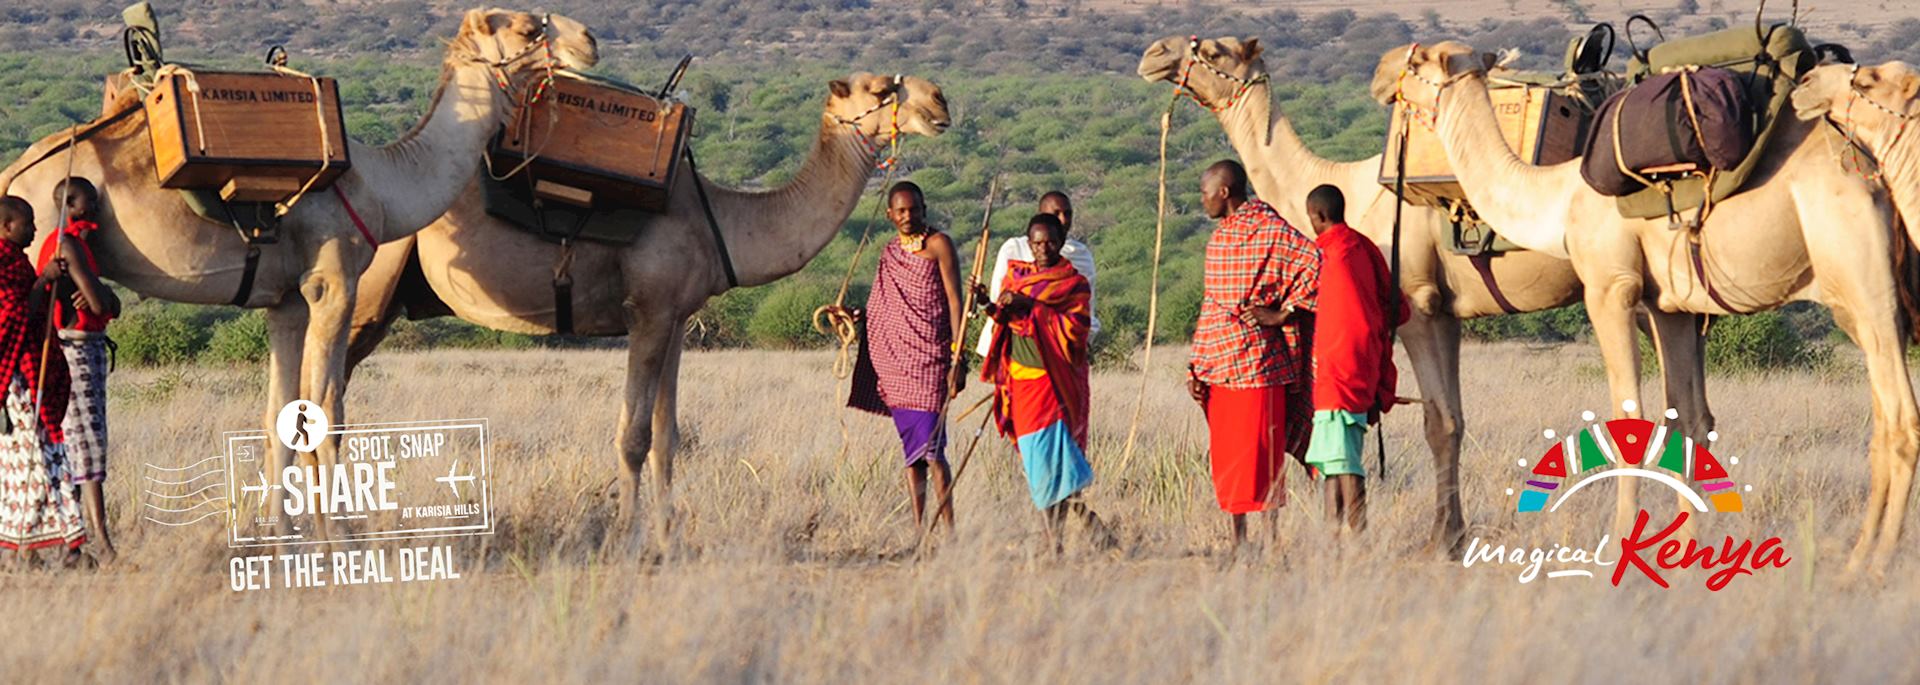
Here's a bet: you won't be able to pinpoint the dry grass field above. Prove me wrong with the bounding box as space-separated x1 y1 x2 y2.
2 342 1916 682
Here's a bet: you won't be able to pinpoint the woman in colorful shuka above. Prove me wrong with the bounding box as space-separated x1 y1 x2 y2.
974 214 1094 549
1300 185 1407 533
0 196 85 567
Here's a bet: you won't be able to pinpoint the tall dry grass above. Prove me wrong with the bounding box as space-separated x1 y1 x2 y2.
0 342 1914 682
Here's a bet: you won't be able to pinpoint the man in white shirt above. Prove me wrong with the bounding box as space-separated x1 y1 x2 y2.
975 191 1099 357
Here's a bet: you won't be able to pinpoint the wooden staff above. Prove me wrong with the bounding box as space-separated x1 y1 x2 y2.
919 176 999 551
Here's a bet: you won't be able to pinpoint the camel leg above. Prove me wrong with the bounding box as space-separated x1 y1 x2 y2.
1584 276 1645 538
648 321 687 506
263 299 309 539
1646 309 1712 539
296 240 361 542
615 304 676 549
1399 310 1465 558
1841 303 1920 577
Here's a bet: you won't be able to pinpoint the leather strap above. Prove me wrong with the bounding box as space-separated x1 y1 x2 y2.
231 244 261 307
681 148 739 289
1469 254 1520 315
1688 237 1745 314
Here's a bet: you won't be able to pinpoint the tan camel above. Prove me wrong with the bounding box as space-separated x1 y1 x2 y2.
1375 42 1918 576
342 73 951 538
1138 36 1714 556
1793 61 1920 235
0 8 599 538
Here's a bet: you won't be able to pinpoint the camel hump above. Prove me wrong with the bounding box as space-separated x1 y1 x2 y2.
0 98 146 196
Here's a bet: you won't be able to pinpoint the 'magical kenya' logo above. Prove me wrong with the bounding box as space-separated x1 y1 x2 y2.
1464 401 1790 591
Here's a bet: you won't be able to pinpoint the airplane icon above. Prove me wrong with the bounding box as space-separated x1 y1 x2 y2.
238 469 280 505
435 460 477 498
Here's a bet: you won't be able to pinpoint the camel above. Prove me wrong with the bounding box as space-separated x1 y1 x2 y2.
0 8 600 538
1375 41 1918 576
342 73 952 539
1137 36 1712 556
1794 61 1920 233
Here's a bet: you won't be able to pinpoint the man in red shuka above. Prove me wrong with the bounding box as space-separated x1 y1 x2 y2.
1300 184 1407 534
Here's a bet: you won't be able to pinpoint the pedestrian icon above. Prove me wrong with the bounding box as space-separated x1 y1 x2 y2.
275 400 330 453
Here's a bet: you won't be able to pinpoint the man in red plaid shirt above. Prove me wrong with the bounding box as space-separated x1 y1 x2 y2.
1186 160 1321 551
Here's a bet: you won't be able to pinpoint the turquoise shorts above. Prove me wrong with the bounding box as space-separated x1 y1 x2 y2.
1304 409 1368 478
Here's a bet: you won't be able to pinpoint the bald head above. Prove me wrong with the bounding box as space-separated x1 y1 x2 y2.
1201 159 1249 219
0 196 34 246
1038 190 1073 234
1306 184 1345 232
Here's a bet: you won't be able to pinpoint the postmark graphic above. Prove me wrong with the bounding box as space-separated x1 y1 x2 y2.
275 400 329 454
227 417 491 548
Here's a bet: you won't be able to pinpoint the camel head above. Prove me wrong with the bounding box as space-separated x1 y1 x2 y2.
1793 61 1920 154
1368 41 1497 109
826 73 951 139
445 8 599 85
1136 36 1268 111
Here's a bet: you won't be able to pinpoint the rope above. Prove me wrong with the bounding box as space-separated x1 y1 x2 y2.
153 65 209 156
1113 47 1196 477
268 63 335 217
813 92 903 379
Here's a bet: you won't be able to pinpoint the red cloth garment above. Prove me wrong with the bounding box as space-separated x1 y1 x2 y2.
981 260 1093 447
1206 385 1288 513
0 245 68 444
1311 223 1410 414
848 240 952 416
1189 199 1321 389
33 219 111 333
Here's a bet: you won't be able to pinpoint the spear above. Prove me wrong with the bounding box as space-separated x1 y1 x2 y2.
919 175 999 552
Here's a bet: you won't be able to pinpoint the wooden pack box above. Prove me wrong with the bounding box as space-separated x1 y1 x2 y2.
1379 85 1590 207
145 70 352 203
487 72 694 212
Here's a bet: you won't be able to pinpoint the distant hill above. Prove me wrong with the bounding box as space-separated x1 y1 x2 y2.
4 1 1916 74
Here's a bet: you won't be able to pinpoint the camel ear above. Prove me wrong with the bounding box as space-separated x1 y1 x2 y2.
829 79 852 99
1240 37 1262 62
461 9 498 37
866 75 899 96
1899 71 1920 103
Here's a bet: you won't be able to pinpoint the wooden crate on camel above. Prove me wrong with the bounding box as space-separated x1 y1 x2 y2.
486 71 695 212
1380 83 1593 208
144 69 352 205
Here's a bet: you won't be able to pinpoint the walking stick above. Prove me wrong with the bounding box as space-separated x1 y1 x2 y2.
917 177 999 551
1377 101 1412 482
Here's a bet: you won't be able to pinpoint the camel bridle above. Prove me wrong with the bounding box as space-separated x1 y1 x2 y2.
832 74 907 172
1392 44 1477 132
1833 64 1917 175
459 13 561 107
1171 37 1269 114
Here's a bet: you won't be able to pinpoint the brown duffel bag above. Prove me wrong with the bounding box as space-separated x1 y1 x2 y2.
1580 66 1752 197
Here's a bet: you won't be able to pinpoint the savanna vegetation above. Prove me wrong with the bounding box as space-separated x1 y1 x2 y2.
0 2 1899 371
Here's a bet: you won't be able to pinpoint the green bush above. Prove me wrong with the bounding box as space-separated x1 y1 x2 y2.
748 280 835 349
205 312 270 364
1705 311 1830 373
108 302 223 367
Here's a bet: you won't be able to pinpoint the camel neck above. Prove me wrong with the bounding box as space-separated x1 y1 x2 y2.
1433 75 1579 257
1216 86 1343 228
706 115 880 289
1878 130 1920 230
357 65 508 241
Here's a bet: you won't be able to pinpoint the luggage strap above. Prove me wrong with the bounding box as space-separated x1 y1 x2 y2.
682 147 739 289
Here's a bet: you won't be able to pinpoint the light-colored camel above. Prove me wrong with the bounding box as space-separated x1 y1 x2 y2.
342 73 951 538
1794 61 1920 237
1376 42 1918 576
1138 36 1713 556
0 8 599 537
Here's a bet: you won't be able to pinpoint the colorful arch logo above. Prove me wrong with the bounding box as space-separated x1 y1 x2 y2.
1510 401 1751 515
